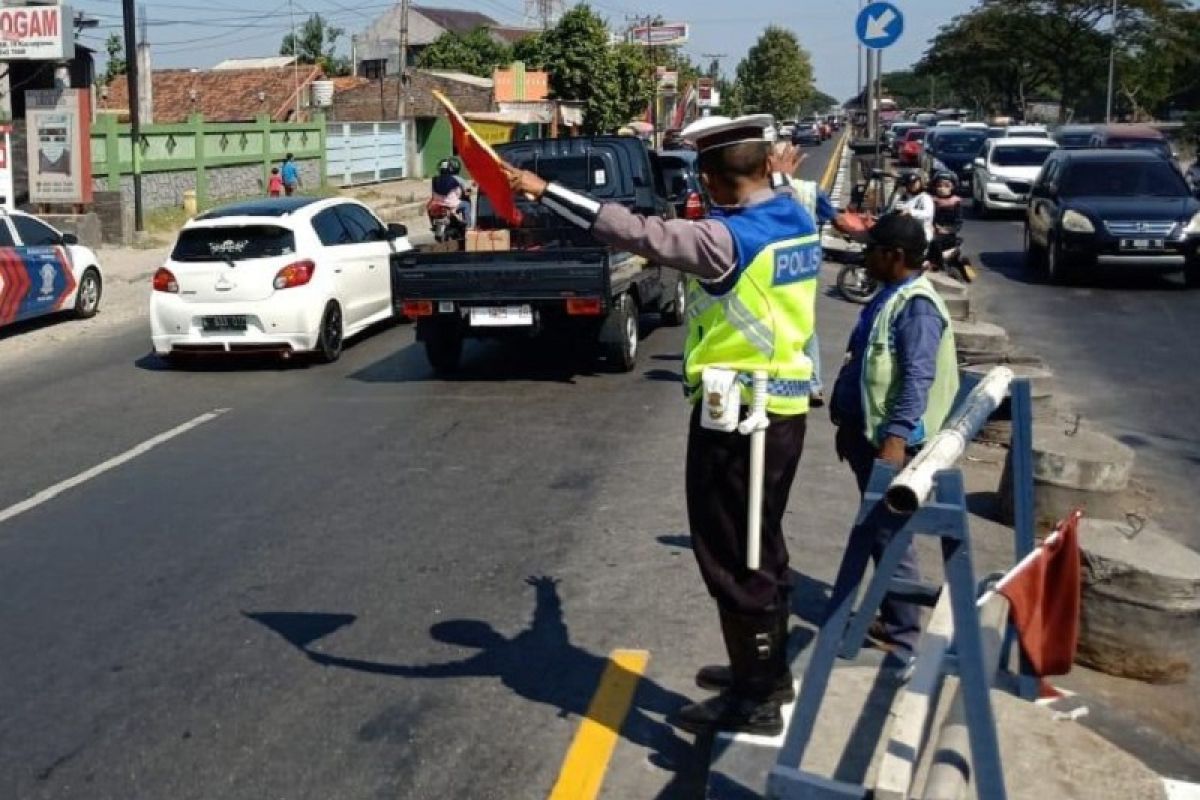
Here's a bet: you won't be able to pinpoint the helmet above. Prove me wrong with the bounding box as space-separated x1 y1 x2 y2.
932 170 956 197
438 158 462 175
903 171 925 190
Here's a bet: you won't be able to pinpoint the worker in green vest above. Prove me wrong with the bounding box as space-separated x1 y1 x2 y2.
505 115 820 736
830 211 959 658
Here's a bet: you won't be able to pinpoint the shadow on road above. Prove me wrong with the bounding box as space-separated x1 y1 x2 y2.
245 576 709 799
978 249 1187 292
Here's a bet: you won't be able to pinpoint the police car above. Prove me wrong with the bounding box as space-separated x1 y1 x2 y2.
0 210 104 330
150 196 410 363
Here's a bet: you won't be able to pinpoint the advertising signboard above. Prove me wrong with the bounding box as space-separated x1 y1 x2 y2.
0 5 75 61
629 23 689 46
25 88 93 205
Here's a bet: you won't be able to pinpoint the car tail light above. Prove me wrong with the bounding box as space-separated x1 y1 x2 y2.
684 191 705 220
152 267 178 293
565 297 603 316
273 260 316 290
402 300 434 317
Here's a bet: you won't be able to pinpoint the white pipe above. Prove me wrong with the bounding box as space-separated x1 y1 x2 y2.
740 371 770 570
885 366 1014 514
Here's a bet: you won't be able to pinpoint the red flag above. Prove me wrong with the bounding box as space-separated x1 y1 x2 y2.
996 510 1083 678
431 90 523 227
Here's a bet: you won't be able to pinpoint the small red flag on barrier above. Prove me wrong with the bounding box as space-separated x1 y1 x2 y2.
996 509 1083 678
431 90 523 227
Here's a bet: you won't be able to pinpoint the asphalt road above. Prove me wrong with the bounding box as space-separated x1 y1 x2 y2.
962 209 1200 551
0 141 853 800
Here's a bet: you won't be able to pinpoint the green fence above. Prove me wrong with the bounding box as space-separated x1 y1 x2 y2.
91 113 328 206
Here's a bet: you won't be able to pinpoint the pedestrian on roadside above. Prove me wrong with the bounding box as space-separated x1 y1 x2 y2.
505 115 822 737
829 211 959 660
268 167 284 198
281 153 301 196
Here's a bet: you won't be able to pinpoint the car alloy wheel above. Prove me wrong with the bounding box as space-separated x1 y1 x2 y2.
317 301 344 363
74 268 102 318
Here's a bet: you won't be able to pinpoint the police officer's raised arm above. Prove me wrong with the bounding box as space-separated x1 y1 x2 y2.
504 164 737 282
502 141 804 285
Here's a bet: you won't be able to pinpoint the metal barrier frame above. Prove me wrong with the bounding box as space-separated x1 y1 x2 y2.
765 377 1037 800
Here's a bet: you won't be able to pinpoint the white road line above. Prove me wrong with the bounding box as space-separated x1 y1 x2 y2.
0 408 230 526
1165 779 1200 799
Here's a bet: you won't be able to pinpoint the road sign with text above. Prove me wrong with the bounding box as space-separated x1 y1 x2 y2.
856 2 903 50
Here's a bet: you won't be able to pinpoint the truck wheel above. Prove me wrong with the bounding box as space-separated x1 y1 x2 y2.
598 293 639 372
661 277 687 327
425 320 463 374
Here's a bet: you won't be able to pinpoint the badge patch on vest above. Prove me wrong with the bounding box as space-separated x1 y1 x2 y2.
771 243 822 286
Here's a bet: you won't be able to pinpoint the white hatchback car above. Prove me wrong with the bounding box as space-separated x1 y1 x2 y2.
151 197 411 363
971 137 1060 214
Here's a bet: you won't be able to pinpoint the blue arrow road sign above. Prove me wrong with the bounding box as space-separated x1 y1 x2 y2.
856 1 904 50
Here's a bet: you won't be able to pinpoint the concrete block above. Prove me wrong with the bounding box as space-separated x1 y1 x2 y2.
998 423 1136 528
961 363 1055 400
926 271 969 299
1076 518 1200 684
41 213 104 249
943 293 971 321
952 320 1009 357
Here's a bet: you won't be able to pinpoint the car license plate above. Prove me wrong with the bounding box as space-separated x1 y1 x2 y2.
1121 238 1163 250
468 305 533 327
201 315 248 332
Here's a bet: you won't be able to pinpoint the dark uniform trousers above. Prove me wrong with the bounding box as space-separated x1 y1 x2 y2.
686 403 808 617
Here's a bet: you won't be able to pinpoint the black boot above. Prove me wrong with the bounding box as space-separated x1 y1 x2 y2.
673 610 786 736
694 609 794 701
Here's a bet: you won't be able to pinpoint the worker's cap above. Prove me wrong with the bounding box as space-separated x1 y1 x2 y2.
680 114 777 154
902 171 924 186
865 211 927 255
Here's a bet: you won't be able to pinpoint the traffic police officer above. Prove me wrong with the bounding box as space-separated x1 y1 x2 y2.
505 115 820 736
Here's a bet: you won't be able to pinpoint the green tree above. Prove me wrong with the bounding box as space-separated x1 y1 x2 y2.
417 28 513 78
733 26 814 120
102 33 126 85
280 13 348 76
511 32 548 67
538 5 623 133
611 42 652 123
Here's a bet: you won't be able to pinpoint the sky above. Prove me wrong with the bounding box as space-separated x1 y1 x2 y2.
74 0 978 101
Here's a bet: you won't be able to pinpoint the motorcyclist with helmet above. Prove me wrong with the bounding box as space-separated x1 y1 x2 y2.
927 171 963 271
428 158 474 234
891 172 935 246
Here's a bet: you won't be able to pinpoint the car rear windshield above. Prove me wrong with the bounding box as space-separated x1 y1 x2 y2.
936 135 986 154
1106 138 1171 160
659 157 694 200
511 155 613 194
992 146 1057 167
1057 133 1093 148
904 129 926 141
172 225 296 262
1062 160 1187 197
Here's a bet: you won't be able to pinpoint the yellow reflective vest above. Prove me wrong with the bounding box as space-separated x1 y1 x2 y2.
861 276 959 445
683 194 821 417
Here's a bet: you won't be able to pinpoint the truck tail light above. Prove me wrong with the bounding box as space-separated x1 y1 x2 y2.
684 191 705 220
152 267 179 293
402 300 434 317
273 260 316 290
565 297 603 316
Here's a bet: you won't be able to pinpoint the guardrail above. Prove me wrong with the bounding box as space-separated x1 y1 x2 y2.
766 367 1038 800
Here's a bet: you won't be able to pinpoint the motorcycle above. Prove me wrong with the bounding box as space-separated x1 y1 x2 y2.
835 257 879 304
426 187 472 244
928 223 976 283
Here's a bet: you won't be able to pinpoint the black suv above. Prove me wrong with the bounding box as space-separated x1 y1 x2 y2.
1024 150 1200 285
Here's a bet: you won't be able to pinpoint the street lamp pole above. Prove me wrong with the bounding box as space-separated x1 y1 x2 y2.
1106 0 1118 123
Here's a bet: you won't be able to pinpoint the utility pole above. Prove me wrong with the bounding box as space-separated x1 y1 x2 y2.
121 0 144 233
289 0 299 120
1105 0 1118 123
864 38 875 142
398 0 410 121
857 0 865 111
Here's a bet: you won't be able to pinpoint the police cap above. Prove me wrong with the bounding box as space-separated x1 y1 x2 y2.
680 114 777 154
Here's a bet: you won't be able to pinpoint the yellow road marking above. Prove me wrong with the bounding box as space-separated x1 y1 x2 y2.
548 648 650 800
820 132 849 193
